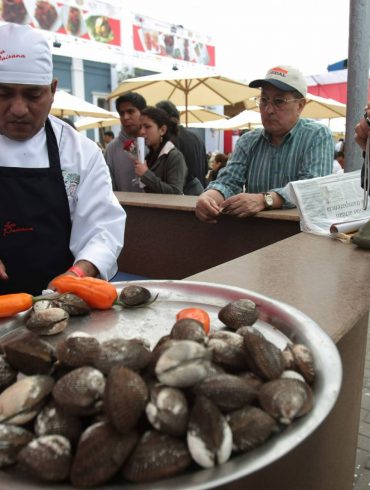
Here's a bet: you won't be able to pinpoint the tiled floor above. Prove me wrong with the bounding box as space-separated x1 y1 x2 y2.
354 321 370 488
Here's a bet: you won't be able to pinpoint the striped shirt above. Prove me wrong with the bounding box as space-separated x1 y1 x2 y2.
207 118 334 207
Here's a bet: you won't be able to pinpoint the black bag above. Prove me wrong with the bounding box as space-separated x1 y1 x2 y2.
183 176 204 196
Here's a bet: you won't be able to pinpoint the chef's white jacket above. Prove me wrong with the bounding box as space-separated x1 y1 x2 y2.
0 115 126 280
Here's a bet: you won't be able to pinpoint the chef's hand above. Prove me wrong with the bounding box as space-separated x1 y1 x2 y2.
195 190 224 223
47 260 99 290
134 159 149 177
355 102 370 151
0 259 8 281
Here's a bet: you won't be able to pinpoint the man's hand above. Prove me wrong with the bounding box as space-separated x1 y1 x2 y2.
355 103 370 151
195 190 224 223
0 259 8 281
47 260 99 290
222 193 265 218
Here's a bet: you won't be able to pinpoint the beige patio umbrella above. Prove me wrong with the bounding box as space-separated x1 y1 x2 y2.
51 90 115 118
108 69 258 126
244 92 346 119
75 106 227 131
188 109 262 130
75 113 120 131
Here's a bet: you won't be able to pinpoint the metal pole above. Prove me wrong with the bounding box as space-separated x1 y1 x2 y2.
344 0 370 172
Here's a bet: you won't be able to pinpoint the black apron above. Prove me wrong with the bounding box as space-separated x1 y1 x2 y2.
0 119 74 295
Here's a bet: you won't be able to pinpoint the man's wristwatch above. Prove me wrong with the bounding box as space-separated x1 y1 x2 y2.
262 192 274 210
364 112 370 127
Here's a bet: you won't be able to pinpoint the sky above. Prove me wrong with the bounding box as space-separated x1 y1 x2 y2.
131 0 351 82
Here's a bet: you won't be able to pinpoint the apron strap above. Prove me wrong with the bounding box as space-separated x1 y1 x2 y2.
45 118 61 169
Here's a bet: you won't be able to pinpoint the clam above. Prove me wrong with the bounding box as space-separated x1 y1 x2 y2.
170 318 206 343
0 354 17 392
0 375 54 425
94 337 151 374
241 327 285 380
119 285 151 306
0 423 34 468
258 378 314 425
26 307 69 336
71 421 138 487
145 336 176 377
54 293 91 316
218 299 259 330
104 365 148 434
122 429 191 482
207 330 248 372
280 370 306 382
187 395 232 468
34 399 83 444
291 344 316 384
52 366 105 416
194 373 257 412
155 340 212 388
226 406 277 452
17 435 71 482
146 384 189 436
56 332 101 368
3 332 56 375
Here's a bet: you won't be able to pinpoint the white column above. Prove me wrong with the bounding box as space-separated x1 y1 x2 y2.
71 57 85 99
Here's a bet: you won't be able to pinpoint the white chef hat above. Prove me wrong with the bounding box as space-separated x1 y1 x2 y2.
0 23 53 85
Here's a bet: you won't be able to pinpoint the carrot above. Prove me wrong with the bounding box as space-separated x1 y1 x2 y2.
176 307 211 334
0 293 33 318
50 275 117 310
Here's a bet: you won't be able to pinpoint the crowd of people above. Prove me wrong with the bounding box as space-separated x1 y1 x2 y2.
1 23 369 295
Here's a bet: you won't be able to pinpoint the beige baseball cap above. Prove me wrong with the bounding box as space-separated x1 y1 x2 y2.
0 23 53 85
249 65 307 97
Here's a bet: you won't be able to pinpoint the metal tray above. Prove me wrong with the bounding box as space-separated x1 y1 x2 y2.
0 280 342 490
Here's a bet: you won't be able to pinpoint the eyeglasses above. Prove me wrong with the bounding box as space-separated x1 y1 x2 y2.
253 96 302 110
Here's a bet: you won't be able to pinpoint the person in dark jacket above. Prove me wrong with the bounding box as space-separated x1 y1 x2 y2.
133 107 187 194
156 100 207 194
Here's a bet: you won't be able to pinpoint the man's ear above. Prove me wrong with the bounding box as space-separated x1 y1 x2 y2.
51 79 58 95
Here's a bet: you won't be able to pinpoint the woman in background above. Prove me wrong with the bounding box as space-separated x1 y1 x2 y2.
134 107 187 194
206 152 228 184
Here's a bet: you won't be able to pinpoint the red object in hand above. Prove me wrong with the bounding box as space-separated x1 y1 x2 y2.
176 307 210 334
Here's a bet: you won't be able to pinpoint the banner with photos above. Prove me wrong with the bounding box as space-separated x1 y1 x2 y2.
0 0 121 46
132 13 216 67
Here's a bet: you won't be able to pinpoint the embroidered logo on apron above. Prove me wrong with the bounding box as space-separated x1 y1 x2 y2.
3 221 34 237
62 171 80 199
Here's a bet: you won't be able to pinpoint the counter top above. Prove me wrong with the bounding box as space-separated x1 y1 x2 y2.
187 232 370 344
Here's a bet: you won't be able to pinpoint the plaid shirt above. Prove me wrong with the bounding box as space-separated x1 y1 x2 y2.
207 118 334 207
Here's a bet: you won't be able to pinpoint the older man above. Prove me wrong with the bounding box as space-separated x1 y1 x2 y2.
0 24 126 295
195 65 334 222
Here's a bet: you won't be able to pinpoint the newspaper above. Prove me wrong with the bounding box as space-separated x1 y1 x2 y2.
287 170 370 240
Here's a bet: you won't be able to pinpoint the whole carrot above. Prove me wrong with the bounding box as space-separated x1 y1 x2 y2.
0 293 33 318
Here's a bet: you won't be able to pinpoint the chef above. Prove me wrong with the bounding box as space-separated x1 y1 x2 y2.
0 23 126 295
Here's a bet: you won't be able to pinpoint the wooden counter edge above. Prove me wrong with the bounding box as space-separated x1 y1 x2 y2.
115 192 300 221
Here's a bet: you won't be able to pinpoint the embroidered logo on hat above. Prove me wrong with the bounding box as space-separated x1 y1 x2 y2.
0 50 26 62
249 64 307 97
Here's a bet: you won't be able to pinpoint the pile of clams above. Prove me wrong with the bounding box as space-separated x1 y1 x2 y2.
0 292 316 487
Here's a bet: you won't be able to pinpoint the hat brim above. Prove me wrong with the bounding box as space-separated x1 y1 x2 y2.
249 78 297 93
